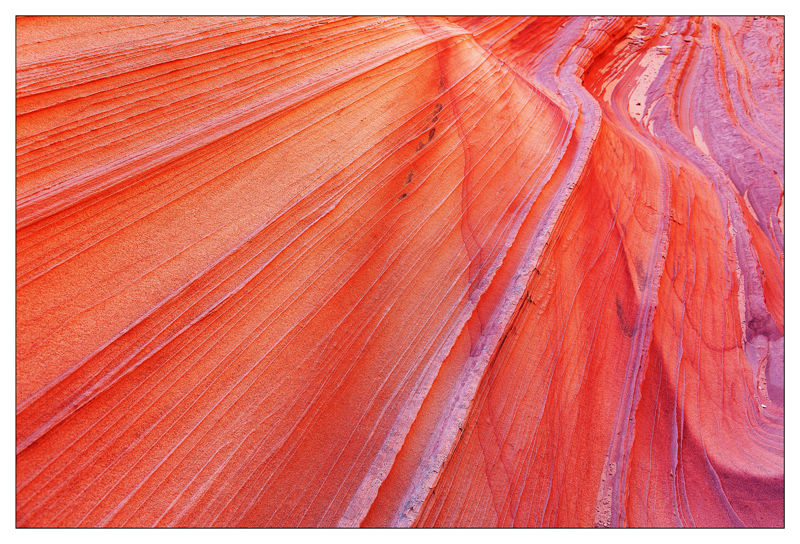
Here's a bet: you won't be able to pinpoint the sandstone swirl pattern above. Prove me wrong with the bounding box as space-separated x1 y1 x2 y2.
16 16 783 527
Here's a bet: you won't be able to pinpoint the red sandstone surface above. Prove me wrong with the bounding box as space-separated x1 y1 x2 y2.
16 16 784 527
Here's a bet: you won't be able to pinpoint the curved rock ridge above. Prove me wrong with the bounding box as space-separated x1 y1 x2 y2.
16 16 783 527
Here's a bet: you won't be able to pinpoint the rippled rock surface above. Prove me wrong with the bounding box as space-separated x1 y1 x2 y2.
16 16 784 527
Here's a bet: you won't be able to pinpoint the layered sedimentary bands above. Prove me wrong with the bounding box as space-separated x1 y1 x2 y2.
16 16 784 527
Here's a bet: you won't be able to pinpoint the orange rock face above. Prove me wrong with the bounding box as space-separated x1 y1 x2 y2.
16 16 784 527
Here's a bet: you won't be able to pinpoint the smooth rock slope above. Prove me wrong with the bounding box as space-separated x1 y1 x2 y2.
16 16 784 527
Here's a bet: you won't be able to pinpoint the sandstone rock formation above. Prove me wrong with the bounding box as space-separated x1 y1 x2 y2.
16 16 784 527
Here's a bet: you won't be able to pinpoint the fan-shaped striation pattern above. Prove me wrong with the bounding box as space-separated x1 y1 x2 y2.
16 16 783 527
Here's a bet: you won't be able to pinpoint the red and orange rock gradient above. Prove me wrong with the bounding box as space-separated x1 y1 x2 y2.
16 16 784 527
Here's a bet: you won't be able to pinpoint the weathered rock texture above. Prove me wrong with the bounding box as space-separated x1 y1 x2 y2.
16 16 784 527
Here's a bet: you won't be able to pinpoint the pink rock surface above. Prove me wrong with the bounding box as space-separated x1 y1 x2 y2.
16 16 783 527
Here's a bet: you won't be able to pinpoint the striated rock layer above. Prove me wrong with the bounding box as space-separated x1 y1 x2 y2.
16 16 783 527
